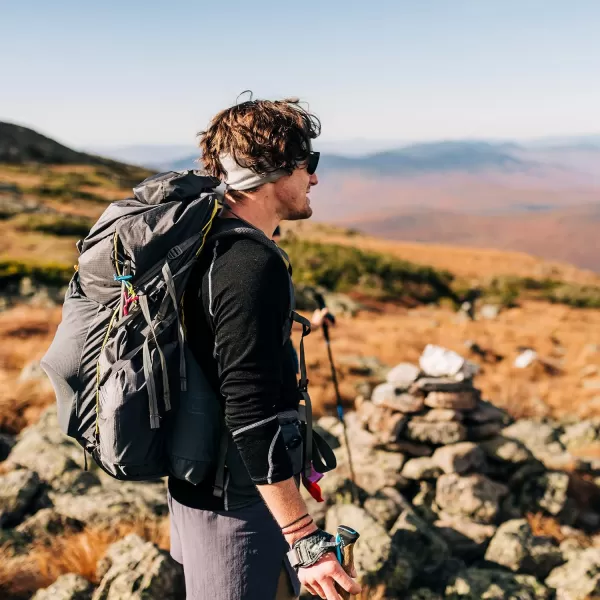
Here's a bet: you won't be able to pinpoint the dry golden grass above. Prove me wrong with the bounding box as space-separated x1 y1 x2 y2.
0 518 169 598
287 221 600 287
0 306 63 433
296 299 600 420
0 224 80 266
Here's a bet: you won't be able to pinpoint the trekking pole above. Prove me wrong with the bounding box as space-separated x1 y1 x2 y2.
313 292 359 505
335 525 360 599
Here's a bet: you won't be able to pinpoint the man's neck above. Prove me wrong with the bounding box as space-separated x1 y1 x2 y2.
222 193 279 239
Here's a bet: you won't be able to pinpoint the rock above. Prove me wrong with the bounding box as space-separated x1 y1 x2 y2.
402 457 443 480
412 378 475 394
558 536 588 562
385 440 434 457
520 472 571 517
93 534 183 600
326 504 413 594
432 442 486 475
502 420 565 459
16 508 84 542
560 421 599 450
419 345 479 380
479 436 533 465
372 382 401 405
412 481 439 523
379 393 425 414
0 432 16 461
484 519 563 579
405 420 467 445
468 422 506 441
49 480 168 526
435 473 508 524
445 568 551 600
386 363 421 388
425 391 478 411
354 449 407 495
32 574 94 600
465 400 511 424
480 304 501 320
546 548 600 600
0 469 41 527
376 413 408 442
434 515 496 560
390 505 450 575
414 409 464 422
5 407 82 483
363 487 406 530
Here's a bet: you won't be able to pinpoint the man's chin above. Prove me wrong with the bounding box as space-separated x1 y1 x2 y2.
285 206 313 221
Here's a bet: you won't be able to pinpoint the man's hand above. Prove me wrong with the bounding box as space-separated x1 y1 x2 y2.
310 307 334 330
299 552 361 600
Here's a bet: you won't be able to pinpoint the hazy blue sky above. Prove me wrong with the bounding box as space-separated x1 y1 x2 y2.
2 0 599 150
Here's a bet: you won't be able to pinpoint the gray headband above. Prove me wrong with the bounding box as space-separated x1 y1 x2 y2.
220 154 288 191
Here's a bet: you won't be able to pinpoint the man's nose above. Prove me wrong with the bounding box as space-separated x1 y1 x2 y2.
309 173 319 186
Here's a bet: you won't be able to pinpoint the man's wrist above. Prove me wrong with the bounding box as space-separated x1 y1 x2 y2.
284 521 318 547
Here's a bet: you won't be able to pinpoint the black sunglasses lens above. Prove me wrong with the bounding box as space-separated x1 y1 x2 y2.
307 151 320 175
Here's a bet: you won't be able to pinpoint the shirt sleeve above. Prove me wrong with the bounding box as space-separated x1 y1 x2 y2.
208 238 294 484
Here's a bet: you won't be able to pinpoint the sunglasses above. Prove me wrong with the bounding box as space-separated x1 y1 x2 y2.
306 151 320 175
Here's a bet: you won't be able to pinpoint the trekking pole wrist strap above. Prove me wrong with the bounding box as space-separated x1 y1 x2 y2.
286 529 337 570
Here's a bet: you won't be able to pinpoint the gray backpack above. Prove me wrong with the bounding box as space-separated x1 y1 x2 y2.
41 171 224 480
41 169 336 487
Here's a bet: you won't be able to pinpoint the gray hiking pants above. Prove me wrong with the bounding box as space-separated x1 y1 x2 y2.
168 492 300 600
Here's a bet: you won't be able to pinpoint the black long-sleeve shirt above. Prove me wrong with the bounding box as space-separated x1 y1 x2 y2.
168 219 300 510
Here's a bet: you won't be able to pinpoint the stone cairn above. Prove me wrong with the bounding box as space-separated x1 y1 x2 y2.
310 345 600 600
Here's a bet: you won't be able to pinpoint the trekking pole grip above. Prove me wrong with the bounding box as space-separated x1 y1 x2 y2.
335 525 360 599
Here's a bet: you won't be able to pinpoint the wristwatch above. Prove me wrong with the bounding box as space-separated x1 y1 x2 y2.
286 529 338 570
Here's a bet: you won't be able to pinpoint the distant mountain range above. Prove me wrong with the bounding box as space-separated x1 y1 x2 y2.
2 120 600 272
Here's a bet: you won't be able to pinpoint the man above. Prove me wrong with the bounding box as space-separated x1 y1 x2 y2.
167 97 361 600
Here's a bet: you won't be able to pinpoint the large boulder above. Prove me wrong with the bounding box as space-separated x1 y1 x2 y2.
445 568 551 600
546 548 600 600
5 406 82 484
326 504 413 594
49 480 168 527
436 473 508 524
484 519 564 579
92 534 183 600
32 574 94 600
16 508 84 543
0 468 41 527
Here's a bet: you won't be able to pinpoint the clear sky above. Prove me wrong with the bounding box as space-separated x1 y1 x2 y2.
2 0 599 149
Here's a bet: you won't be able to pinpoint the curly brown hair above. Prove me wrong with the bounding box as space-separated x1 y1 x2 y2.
198 93 321 182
